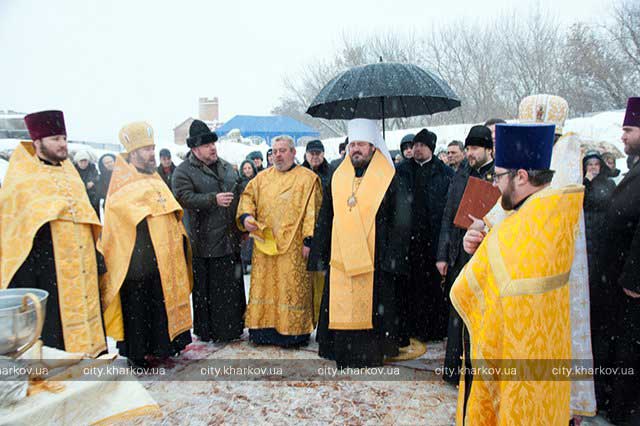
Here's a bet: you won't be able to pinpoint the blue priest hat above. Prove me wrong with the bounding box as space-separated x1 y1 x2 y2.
494 123 555 170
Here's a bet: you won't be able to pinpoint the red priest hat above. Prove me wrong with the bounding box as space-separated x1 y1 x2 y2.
24 110 67 141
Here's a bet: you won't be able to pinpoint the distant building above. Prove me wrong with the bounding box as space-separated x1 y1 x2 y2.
0 110 29 139
174 97 222 145
0 110 120 152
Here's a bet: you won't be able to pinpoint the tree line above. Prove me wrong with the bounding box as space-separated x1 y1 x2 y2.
272 0 640 137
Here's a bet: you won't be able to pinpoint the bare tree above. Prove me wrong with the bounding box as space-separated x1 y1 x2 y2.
272 0 637 138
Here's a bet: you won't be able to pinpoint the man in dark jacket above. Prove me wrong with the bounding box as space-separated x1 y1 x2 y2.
329 139 348 171
157 148 176 189
396 128 453 345
600 97 640 424
436 125 494 383
172 119 246 343
302 139 333 190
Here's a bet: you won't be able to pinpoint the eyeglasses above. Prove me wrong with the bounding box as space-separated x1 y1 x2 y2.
492 170 514 183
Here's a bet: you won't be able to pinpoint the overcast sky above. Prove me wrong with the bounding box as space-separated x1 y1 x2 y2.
0 0 607 143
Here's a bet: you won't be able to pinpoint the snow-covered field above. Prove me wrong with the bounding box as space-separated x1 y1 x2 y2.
0 109 628 184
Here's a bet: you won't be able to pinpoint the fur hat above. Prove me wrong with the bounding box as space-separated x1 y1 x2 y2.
187 119 218 148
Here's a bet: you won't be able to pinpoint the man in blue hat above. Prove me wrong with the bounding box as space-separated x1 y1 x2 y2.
451 123 583 424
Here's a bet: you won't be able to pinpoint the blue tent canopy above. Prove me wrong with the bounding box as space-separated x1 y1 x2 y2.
215 115 320 146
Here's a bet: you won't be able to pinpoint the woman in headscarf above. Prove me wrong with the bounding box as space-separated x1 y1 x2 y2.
238 159 258 273
97 153 116 209
74 150 101 216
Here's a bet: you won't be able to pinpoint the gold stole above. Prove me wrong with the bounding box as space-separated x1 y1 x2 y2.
98 155 193 341
0 142 106 356
329 150 394 330
450 185 584 425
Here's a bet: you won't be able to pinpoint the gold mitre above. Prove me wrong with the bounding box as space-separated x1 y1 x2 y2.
118 121 155 154
518 94 568 135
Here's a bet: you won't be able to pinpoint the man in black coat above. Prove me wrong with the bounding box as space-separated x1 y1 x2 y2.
600 97 640 424
172 120 246 342
157 148 176 189
329 139 347 171
396 128 453 344
435 125 494 383
302 139 333 190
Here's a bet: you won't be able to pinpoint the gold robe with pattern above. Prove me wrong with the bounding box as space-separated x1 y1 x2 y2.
236 165 321 335
451 185 584 425
329 150 394 330
98 155 192 341
0 142 106 356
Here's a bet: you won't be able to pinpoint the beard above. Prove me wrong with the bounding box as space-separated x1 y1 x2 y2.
131 152 156 173
500 178 517 210
40 142 68 163
350 151 374 168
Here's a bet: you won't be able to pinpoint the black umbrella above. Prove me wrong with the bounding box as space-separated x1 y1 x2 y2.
306 61 461 136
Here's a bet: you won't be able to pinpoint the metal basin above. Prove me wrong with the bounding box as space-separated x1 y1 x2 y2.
0 288 48 356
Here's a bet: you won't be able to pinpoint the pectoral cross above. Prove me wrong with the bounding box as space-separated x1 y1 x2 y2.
157 192 167 207
347 194 357 211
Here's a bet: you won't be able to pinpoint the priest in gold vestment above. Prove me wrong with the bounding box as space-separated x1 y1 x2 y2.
99 122 192 367
1 110 107 356
452 123 583 425
237 135 321 347
311 119 411 368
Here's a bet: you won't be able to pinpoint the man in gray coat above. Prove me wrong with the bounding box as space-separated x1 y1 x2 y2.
172 119 246 342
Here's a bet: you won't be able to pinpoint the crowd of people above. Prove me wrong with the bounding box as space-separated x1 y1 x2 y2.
0 93 639 425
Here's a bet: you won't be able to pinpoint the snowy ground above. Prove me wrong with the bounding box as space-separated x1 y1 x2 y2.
104 275 614 426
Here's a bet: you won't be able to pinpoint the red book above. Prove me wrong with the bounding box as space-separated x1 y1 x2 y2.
453 176 502 229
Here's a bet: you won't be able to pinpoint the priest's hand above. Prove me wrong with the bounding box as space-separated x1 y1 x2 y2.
623 288 640 298
243 216 259 232
302 246 311 259
436 261 448 277
463 215 486 255
216 192 234 207
87 181 95 189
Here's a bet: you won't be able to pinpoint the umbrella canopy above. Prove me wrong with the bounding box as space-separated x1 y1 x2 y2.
306 62 461 120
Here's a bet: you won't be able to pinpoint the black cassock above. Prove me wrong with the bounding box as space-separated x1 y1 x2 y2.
436 160 494 383
396 158 452 344
9 223 107 352
116 221 191 363
599 161 640 424
308 166 411 368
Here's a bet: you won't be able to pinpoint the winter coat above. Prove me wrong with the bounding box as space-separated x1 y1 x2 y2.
600 160 640 294
157 162 176 189
329 157 344 172
75 162 100 212
97 153 116 201
302 158 333 193
436 160 494 267
583 167 616 295
172 152 242 258
396 157 454 258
